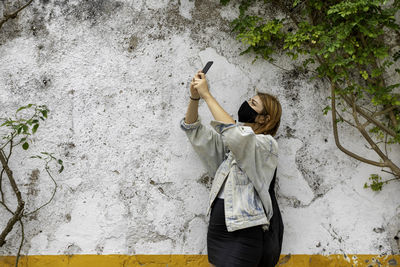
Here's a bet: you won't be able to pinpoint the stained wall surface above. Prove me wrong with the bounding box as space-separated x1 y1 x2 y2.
0 0 399 263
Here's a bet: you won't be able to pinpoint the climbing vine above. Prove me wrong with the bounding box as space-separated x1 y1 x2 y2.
220 0 400 191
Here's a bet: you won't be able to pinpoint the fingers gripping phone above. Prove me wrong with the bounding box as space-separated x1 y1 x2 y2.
200 61 213 78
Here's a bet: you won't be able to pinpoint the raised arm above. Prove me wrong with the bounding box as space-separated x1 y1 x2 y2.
180 71 227 178
192 71 235 125
184 69 205 124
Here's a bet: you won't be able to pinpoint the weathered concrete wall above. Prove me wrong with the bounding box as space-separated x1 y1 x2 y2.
0 0 399 262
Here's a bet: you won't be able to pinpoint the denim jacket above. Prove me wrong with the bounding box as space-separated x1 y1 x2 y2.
180 115 278 232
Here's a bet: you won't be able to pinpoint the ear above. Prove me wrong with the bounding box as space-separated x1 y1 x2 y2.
257 114 270 124
256 115 269 124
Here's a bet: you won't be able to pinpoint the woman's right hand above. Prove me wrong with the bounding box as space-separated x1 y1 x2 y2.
190 70 202 99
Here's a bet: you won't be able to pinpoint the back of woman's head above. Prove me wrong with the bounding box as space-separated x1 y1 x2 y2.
249 91 282 136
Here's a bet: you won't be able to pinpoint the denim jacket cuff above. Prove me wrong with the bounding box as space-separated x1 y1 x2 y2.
210 120 237 135
180 116 202 131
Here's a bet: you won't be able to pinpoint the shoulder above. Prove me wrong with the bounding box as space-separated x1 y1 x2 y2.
236 123 278 154
255 132 279 156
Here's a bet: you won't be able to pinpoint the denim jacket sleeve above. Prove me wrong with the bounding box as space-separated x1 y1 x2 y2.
210 120 278 192
180 115 227 178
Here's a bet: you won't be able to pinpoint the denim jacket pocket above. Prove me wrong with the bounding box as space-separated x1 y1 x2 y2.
232 163 250 185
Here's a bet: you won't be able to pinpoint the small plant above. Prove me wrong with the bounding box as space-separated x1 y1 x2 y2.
0 104 64 267
364 173 399 191
364 174 385 191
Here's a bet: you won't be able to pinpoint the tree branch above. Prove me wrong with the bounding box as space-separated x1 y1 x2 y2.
340 94 397 137
15 219 24 267
0 149 25 247
335 110 357 128
0 200 24 247
358 33 399 129
331 83 387 167
0 139 14 209
372 105 398 118
351 94 388 160
0 0 35 30
24 163 58 216
350 93 400 176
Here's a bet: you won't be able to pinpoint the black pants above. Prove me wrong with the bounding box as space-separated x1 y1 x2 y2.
207 198 263 267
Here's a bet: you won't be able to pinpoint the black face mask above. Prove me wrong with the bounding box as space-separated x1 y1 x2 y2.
238 100 259 123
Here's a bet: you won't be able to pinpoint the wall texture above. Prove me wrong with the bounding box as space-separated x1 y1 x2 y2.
0 0 399 265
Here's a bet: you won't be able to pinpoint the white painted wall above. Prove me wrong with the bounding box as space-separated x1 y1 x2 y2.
0 0 399 256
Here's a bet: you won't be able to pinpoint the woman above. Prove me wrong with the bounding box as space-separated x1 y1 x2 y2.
180 70 282 267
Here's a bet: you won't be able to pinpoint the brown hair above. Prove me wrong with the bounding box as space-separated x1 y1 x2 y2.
243 91 282 136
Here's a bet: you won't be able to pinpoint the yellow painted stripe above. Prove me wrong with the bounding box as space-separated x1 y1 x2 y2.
0 254 399 266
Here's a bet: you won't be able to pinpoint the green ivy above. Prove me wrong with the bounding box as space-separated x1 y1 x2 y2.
221 0 400 191
223 0 399 108
364 173 389 191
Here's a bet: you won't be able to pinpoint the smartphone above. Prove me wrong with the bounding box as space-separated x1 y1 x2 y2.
201 61 213 75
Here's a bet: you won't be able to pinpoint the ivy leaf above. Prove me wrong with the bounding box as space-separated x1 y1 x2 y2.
360 70 369 80
41 110 48 118
32 124 39 134
16 106 27 113
22 142 29 150
322 105 332 115
371 68 383 78
293 0 301 7
22 124 28 134
374 47 389 59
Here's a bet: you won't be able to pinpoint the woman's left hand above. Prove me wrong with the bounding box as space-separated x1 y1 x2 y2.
193 71 210 99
